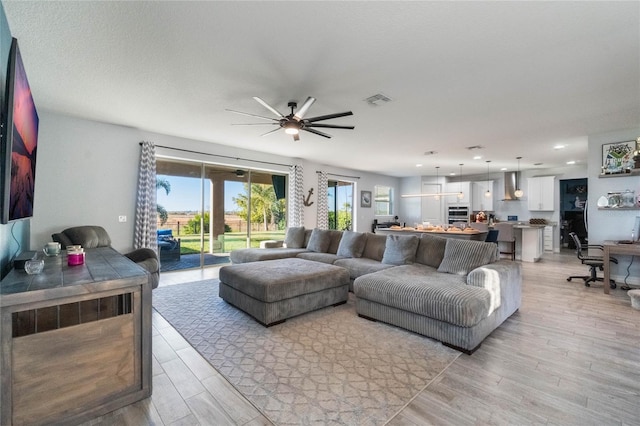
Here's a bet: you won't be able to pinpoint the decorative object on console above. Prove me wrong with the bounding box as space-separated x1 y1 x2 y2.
601 140 636 175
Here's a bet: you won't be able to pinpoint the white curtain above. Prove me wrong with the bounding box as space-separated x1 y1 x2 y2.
288 164 304 227
134 141 158 251
316 171 328 229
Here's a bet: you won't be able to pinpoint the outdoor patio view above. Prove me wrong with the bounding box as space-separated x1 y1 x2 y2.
155 159 287 271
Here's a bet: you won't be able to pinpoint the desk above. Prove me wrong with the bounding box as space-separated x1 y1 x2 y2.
603 241 640 294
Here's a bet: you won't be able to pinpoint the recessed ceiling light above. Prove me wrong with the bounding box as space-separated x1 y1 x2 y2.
566 160 576 165
473 155 482 160
554 144 566 150
450 172 456 176
416 164 423 167
500 167 507 171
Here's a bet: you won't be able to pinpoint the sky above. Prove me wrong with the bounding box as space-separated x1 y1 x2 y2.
156 175 245 212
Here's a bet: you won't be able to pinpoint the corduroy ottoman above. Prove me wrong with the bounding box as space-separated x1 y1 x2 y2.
219 257 350 326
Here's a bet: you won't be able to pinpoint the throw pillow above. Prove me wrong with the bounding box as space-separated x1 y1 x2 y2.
415 233 447 268
437 238 498 276
284 226 306 248
381 234 419 265
336 231 367 258
306 228 332 253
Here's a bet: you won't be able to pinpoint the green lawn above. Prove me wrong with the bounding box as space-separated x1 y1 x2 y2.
178 231 286 254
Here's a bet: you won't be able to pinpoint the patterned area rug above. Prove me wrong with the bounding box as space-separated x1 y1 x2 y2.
153 280 460 425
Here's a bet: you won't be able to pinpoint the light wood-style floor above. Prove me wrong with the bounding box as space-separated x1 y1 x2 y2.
83 251 640 425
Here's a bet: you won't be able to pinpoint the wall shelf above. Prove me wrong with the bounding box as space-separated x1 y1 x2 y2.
598 207 640 210
599 169 640 178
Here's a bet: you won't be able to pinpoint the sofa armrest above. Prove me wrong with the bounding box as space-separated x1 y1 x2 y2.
466 261 522 314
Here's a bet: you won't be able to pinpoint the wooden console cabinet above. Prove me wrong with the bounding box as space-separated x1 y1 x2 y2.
0 247 152 425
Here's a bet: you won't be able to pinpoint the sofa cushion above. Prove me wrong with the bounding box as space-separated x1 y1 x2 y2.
381 234 419 265
284 227 306 248
354 264 491 327
296 252 341 264
362 233 387 261
230 247 307 264
415 233 447 268
437 238 498 276
333 257 396 280
327 230 344 254
307 228 332 252
336 231 367 258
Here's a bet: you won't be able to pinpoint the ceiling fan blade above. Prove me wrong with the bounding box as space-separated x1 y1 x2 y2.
307 123 355 130
302 127 332 139
305 111 353 123
226 109 279 121
293 133 300 141
260 128 283 137
293 96 316 121
231 123 279 126
253 97 285 118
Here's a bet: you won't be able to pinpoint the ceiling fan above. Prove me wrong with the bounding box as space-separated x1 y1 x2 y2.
226 97 354 141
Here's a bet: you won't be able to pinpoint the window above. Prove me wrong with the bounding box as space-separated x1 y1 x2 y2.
374 185 393 216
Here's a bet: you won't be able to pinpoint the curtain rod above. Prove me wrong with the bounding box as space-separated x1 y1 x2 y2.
141 143 293 168
316 170 360 179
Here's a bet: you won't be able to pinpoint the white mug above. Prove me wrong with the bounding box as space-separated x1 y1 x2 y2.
43 242 61 256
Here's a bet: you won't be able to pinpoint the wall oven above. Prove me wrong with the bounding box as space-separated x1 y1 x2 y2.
447 205 469 225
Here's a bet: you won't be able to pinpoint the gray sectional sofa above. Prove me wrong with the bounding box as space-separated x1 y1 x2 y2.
227 227 521 353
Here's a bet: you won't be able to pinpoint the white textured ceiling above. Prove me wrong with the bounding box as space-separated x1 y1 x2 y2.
3 1 639 177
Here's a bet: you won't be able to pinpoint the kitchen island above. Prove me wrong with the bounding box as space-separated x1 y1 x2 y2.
375 227 488 241
512 224 546 262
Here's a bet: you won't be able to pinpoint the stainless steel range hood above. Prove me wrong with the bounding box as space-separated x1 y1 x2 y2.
502 171 521 201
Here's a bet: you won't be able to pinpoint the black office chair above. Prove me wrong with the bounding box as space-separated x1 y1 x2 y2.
485 229 499 243
566 232 617 289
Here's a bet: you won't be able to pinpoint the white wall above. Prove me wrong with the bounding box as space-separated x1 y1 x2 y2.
30 111 400 252
587 128 640 285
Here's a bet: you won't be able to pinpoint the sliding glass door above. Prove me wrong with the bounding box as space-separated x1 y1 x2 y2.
156 158 287 271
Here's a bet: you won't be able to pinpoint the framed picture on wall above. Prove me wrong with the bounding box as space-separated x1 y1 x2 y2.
360 190 372 208
602 140 636 175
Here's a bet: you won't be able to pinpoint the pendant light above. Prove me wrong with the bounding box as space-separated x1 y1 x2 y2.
434 166 441 200
457 163 464 200
514 156 524 198
484 160 492 198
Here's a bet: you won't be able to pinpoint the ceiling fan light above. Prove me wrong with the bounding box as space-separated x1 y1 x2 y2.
514 188 524 198
284 127 299 135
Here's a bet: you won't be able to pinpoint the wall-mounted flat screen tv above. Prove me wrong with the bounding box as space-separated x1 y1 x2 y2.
1 37 39 223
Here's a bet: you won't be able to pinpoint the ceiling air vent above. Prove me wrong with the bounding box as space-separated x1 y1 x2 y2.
424 150 438 156
364 93 391 106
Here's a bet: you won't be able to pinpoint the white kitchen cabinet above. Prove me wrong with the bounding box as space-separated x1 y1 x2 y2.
527 176 555 211
472 180 494 211
544 225 553 251
445 181 471 205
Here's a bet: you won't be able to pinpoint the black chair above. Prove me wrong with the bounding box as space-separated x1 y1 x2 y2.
566 232 617 289
485 229 499 243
